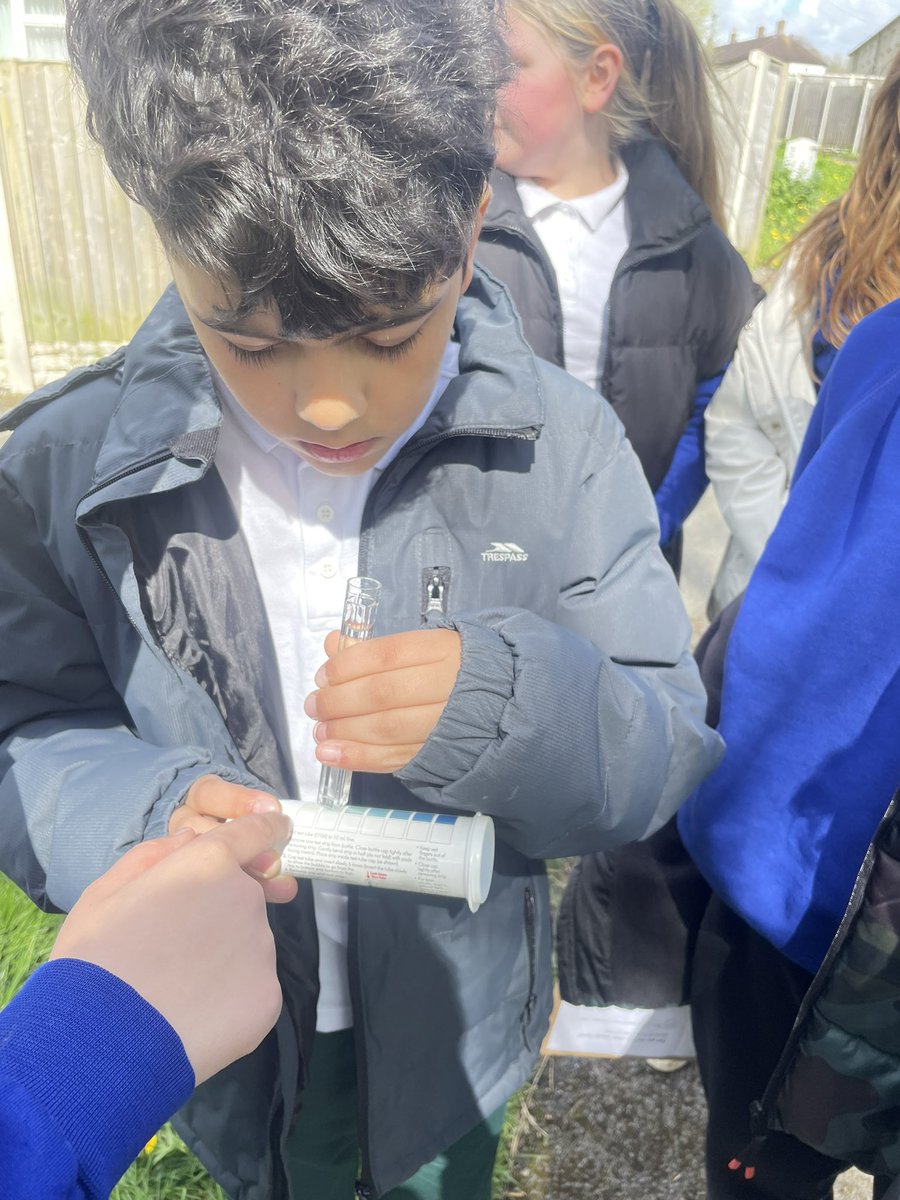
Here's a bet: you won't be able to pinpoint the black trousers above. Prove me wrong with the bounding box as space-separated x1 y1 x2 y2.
691 894 891 1200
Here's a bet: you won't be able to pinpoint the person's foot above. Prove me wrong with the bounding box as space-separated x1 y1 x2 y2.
645 1057 690 1073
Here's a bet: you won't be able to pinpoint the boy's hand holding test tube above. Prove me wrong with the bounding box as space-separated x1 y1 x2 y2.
307 626 461 776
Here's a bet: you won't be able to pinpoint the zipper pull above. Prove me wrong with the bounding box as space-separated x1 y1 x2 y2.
422 566 451 620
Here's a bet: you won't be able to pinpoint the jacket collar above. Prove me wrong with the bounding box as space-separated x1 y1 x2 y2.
484 137 710 262
84 265 544 507
619 139 710 259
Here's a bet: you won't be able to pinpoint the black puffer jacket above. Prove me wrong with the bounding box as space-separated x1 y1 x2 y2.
477 139 759 492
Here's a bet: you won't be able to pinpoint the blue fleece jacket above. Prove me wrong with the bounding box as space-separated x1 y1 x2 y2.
0 958 194 1198
679 299 900 973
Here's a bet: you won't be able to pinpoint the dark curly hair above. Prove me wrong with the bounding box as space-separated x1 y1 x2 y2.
66 0 509 336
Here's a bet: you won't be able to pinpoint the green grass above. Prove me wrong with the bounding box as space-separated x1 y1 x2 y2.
0 874 62 1007
755 143 856 267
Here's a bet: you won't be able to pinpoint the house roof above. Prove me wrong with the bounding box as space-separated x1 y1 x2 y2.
850 13 900 57
713 33 828 69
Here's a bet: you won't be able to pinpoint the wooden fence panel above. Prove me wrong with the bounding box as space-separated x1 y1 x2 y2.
781 72 885 153
0 58 169 388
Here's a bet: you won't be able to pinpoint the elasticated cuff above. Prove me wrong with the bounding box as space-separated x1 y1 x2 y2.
0 958 195 1197
396 617 515 792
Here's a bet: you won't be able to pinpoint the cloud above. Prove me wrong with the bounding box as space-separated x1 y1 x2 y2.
712 0 897 59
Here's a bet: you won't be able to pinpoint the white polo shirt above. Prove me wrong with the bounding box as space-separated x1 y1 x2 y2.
214 338 460 1030
516 159 630 391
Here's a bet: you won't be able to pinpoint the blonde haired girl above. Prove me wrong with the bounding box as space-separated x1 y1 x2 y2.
478 0 756 574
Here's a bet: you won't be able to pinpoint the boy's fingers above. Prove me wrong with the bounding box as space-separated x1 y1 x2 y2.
260 873 299 904
184 775 282 820
169 808 225 837
316 630 460 686
314 703 446 747
322 629 342 658
307 667 455 722
315 740 423 774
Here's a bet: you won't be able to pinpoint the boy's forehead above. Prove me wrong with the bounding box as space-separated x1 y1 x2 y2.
172 257 452 341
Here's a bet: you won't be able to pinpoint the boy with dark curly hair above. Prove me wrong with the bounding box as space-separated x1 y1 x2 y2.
0 1 721 1196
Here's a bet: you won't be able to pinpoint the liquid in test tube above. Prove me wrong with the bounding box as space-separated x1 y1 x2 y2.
317 576 383 809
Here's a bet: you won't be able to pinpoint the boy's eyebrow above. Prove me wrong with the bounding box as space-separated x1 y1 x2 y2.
191 296 444 341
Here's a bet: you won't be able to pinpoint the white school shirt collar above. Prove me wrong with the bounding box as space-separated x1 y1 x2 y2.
516 157 629 232
213 337 461 472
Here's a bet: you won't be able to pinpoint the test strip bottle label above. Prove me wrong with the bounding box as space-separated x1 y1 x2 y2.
280 799 494 912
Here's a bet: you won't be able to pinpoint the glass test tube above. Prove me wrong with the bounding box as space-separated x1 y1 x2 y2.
317 576 383 809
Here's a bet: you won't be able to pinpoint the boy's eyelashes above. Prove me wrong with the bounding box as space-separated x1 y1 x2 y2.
222 327 425 368
360 327 424 362
226 341 280 367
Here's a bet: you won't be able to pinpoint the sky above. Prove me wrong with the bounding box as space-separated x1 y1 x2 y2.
712 0 898 61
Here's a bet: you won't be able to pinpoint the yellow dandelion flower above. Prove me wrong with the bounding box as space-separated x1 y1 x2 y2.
143 1134 159 1156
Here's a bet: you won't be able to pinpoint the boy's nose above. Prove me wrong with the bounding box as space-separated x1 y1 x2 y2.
296 394 366 432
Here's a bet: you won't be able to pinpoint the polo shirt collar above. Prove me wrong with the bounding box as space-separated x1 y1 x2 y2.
516 157 628 232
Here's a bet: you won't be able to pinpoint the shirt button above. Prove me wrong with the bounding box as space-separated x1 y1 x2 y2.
316 503 335 523
320 560 338 579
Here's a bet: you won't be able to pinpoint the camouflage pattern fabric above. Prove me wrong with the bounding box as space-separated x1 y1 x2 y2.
768 795 900 1176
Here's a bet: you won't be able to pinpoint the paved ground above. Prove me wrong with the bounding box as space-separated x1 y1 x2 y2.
499 493 873 1200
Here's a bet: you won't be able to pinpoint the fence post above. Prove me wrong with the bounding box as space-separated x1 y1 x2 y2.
852 80 875 156
729 52 767 251
0 132 34 394
785 77 801 140
9 0 29 57
816 78 836 148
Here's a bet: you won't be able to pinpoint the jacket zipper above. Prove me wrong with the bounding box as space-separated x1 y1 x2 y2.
422 566 451 620
521 885 538 1049
728 786 900 1181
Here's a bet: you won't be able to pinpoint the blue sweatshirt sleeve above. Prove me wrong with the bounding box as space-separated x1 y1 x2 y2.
0 958 195 1199
654 368 727 547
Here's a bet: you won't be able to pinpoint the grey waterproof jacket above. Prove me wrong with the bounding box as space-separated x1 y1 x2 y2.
0 269 721 1198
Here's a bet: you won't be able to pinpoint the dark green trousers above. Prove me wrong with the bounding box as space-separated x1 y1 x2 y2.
285 1030 505 1200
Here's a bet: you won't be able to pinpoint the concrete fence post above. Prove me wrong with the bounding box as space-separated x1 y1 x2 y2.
0 136 34 394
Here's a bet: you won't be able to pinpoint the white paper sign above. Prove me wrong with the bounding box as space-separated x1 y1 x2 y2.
542 991 696 1059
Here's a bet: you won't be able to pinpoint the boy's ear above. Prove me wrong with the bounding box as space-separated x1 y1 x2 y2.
461 186 493 293
581 43 622 115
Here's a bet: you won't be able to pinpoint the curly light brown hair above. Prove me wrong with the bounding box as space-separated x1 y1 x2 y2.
791 50 900 348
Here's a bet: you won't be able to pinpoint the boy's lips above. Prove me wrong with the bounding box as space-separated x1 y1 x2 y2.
293 437 380 464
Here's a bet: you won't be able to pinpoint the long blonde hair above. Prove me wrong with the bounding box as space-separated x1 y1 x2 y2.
791 51 900 348
507 0 724 226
